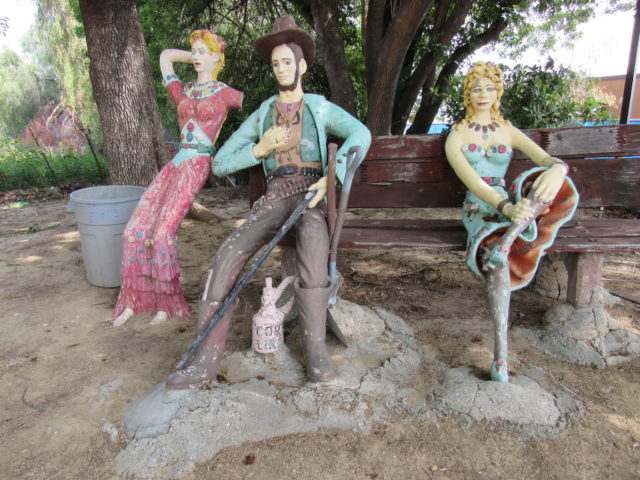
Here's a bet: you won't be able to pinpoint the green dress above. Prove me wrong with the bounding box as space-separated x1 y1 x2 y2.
460 143 579 291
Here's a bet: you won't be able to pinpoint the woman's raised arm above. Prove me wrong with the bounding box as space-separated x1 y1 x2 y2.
159 49 193 78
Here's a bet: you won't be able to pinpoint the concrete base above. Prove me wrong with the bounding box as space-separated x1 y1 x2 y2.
117 298 422 479
518 302 640 367
429 364 582 437
117 299 589 479
533 252 569 301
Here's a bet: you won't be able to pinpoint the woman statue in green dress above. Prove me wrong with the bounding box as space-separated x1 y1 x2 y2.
445 61 579 382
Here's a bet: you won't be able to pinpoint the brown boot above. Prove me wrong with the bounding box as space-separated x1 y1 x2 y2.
165 299 238 390
294 279 335 382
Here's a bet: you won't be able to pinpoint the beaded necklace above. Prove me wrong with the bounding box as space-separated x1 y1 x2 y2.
467 121 500 141
184 80 225 99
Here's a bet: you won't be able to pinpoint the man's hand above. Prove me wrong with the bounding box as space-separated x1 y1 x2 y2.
252 126 290 158
307 176 327 209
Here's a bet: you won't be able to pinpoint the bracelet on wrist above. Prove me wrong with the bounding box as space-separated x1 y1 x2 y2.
497 199 511 215
549 158 569 175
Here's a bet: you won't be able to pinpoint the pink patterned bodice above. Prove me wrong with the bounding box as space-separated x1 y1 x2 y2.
165 76 243 146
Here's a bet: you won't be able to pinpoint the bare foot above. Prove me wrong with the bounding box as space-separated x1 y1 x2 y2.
150 310 168 325
113 308 134 327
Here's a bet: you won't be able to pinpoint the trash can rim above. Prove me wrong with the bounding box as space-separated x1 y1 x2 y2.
69 185 146 205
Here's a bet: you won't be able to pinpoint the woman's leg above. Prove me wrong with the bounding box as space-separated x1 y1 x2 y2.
149 158 210 319
483 191 549 381
487 265 511 382
112 164 175 322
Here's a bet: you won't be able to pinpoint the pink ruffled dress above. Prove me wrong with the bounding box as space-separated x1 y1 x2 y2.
112 73 243 318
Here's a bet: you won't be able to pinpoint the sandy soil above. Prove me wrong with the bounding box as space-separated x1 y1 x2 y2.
1 186 640 480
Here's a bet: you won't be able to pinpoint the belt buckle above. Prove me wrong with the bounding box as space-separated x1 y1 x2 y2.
282 165 298 177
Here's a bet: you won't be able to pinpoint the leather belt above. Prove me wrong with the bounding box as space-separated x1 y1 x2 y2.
266 165 322 182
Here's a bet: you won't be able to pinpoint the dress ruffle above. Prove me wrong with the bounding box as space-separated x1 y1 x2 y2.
112 286 190 318
111 156 211 319
464 167 579 291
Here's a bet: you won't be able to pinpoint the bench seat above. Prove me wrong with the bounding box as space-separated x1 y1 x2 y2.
249 124 640 310
339 218 640 253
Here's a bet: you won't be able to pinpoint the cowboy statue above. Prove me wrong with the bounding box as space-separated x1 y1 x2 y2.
165 15 371 390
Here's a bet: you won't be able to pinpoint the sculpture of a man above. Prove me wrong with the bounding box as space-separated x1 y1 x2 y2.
166 15 371 389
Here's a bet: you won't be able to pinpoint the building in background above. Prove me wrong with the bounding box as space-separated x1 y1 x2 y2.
596 74 640 122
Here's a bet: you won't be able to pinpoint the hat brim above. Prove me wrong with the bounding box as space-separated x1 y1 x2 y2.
254 28 315 65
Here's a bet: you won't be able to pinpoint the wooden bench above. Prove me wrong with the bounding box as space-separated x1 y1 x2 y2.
249 124 640 309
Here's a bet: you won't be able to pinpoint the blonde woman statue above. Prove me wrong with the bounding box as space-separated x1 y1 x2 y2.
444 61 579 382
112 30 242 327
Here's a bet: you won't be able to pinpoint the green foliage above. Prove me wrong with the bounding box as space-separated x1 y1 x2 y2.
0 201 31 210
0 139 107 191
441 62 617 129
0 49 59 138
490 0 633 60
500 63 580 128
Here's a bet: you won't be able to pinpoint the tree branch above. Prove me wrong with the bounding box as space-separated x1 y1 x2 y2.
366 0 434 134
391 0 472 133
364 0 388 89
407 14 511 133
310 0 357 114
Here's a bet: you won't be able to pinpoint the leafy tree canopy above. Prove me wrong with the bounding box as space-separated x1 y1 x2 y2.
287 0 632 135
0 49 58 138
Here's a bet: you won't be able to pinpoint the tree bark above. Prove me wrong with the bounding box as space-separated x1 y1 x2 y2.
406 16 510 134
78 0 167 186
365 0 433 135
390 0 471 134
310 0 357 115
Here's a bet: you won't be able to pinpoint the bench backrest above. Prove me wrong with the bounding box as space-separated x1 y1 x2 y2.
248 124 640 208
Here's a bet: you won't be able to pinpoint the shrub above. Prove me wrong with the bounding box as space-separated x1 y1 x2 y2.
441 62 618 129
0 139 107 191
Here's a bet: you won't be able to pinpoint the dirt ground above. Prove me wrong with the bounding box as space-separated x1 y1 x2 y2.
1 186 640 480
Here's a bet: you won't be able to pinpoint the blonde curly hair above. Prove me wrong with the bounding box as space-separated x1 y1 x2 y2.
189 29 226 80
455 61 511 130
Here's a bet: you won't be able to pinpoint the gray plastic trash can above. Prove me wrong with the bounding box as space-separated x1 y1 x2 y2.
67 185 145 287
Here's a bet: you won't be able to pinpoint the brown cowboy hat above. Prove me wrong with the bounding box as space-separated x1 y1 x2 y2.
254 15 315 65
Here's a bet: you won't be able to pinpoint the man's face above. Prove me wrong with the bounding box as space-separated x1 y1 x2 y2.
271 44 299 90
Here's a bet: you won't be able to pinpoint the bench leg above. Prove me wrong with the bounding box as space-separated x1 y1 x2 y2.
523 252 640 368
565 252 604 308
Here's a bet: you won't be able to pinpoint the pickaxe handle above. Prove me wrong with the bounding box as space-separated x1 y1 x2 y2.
328 146 364 297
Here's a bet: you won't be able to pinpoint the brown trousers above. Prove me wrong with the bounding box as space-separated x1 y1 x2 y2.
202 176 329 303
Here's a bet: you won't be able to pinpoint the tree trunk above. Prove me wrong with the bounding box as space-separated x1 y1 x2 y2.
310 0 357 115
78 0 167 186
364 0 433 135
390 0 471 134
406 85 442 134
406 16 511 134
